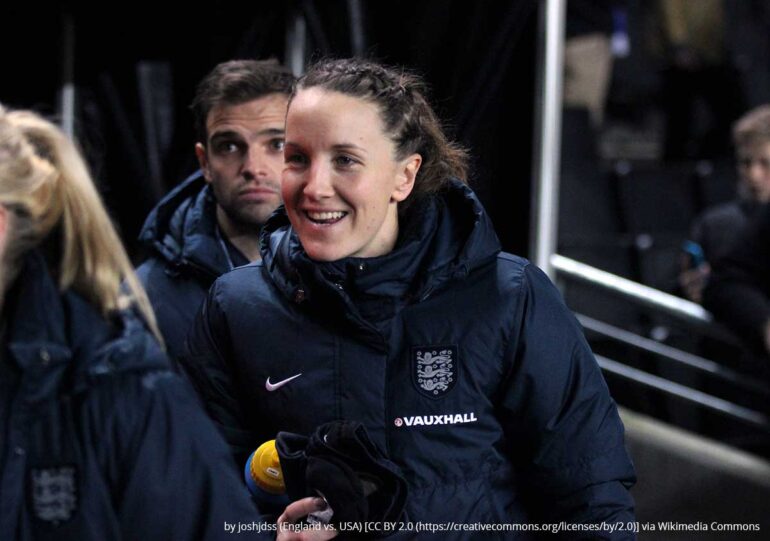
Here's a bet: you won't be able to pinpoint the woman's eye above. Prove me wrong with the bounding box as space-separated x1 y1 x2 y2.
334 156 356 167
270 138 285 151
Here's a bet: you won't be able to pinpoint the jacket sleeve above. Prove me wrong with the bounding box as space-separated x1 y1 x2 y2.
498 264 636 540
704 203 770 347
106 369 270 540
181 280 260 467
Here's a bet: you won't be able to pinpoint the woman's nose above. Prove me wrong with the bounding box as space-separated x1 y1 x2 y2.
302 162 334 199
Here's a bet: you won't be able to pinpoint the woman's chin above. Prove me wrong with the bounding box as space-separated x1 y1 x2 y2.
301 241 347 262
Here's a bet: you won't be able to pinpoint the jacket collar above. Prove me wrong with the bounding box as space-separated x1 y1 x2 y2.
260 179 501 311
5 251 76 402
7 250 65 338
5 251 167 401
138 170 231 280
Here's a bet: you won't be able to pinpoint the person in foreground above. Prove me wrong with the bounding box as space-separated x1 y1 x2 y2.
184 58 636 540
0 106 264 540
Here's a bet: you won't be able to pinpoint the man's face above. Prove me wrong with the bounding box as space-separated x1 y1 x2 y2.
736 140 770 204
195 93 288 231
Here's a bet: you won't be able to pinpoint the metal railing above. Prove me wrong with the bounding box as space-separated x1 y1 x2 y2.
551 253 770 431
599 356 769 429
577 314 769 396
552 254 710 323
552 254 741 345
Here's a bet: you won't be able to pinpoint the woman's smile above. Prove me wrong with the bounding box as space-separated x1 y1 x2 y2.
282 87 417 261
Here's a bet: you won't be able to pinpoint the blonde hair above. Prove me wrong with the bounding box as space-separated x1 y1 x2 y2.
0 105 162 343
733 104 770 150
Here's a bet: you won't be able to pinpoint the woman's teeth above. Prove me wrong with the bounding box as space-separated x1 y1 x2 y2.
306 211 347 223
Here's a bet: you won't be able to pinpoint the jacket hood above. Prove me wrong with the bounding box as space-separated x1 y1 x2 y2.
138 171 231 279
6 250 169 400
260 179 501 306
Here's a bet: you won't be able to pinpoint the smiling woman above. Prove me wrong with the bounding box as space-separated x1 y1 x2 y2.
183 58 637 540
282 87 419 261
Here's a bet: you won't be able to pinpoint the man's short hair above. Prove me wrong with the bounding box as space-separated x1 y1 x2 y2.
733 105 770 150
191 59 295 143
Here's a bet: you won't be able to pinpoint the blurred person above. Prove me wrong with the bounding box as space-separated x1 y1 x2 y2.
136 59 294 362
653 0 744 160
183 58 636 537
679 105 770 303
704 203 770 359
563 0 628 126
0 106 266 539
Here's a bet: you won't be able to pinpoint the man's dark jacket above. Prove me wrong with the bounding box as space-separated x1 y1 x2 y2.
0 251 263 540
704 202 770 350
690 198 758 263
136 172 234 361
183 180 636 540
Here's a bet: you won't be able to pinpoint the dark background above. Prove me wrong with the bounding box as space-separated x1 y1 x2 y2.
6 0 770 471
1 1 539 259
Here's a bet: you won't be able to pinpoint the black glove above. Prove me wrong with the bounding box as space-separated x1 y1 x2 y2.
275 421 408 535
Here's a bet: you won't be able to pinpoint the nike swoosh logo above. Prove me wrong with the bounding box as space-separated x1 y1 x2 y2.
265 373 303 391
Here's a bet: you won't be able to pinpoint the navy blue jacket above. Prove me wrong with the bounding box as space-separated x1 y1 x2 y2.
136 172 237 362
0 251 263 540
184 181 636 539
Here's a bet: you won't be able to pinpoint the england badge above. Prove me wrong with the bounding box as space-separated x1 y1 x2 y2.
412 345 458 399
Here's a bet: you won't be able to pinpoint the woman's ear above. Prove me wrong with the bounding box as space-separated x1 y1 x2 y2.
391 153 422 203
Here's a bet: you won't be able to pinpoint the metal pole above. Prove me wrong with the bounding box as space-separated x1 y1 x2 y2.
530 0 566 278
286 8 307 77
347 0 365 56
60 13 76 138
